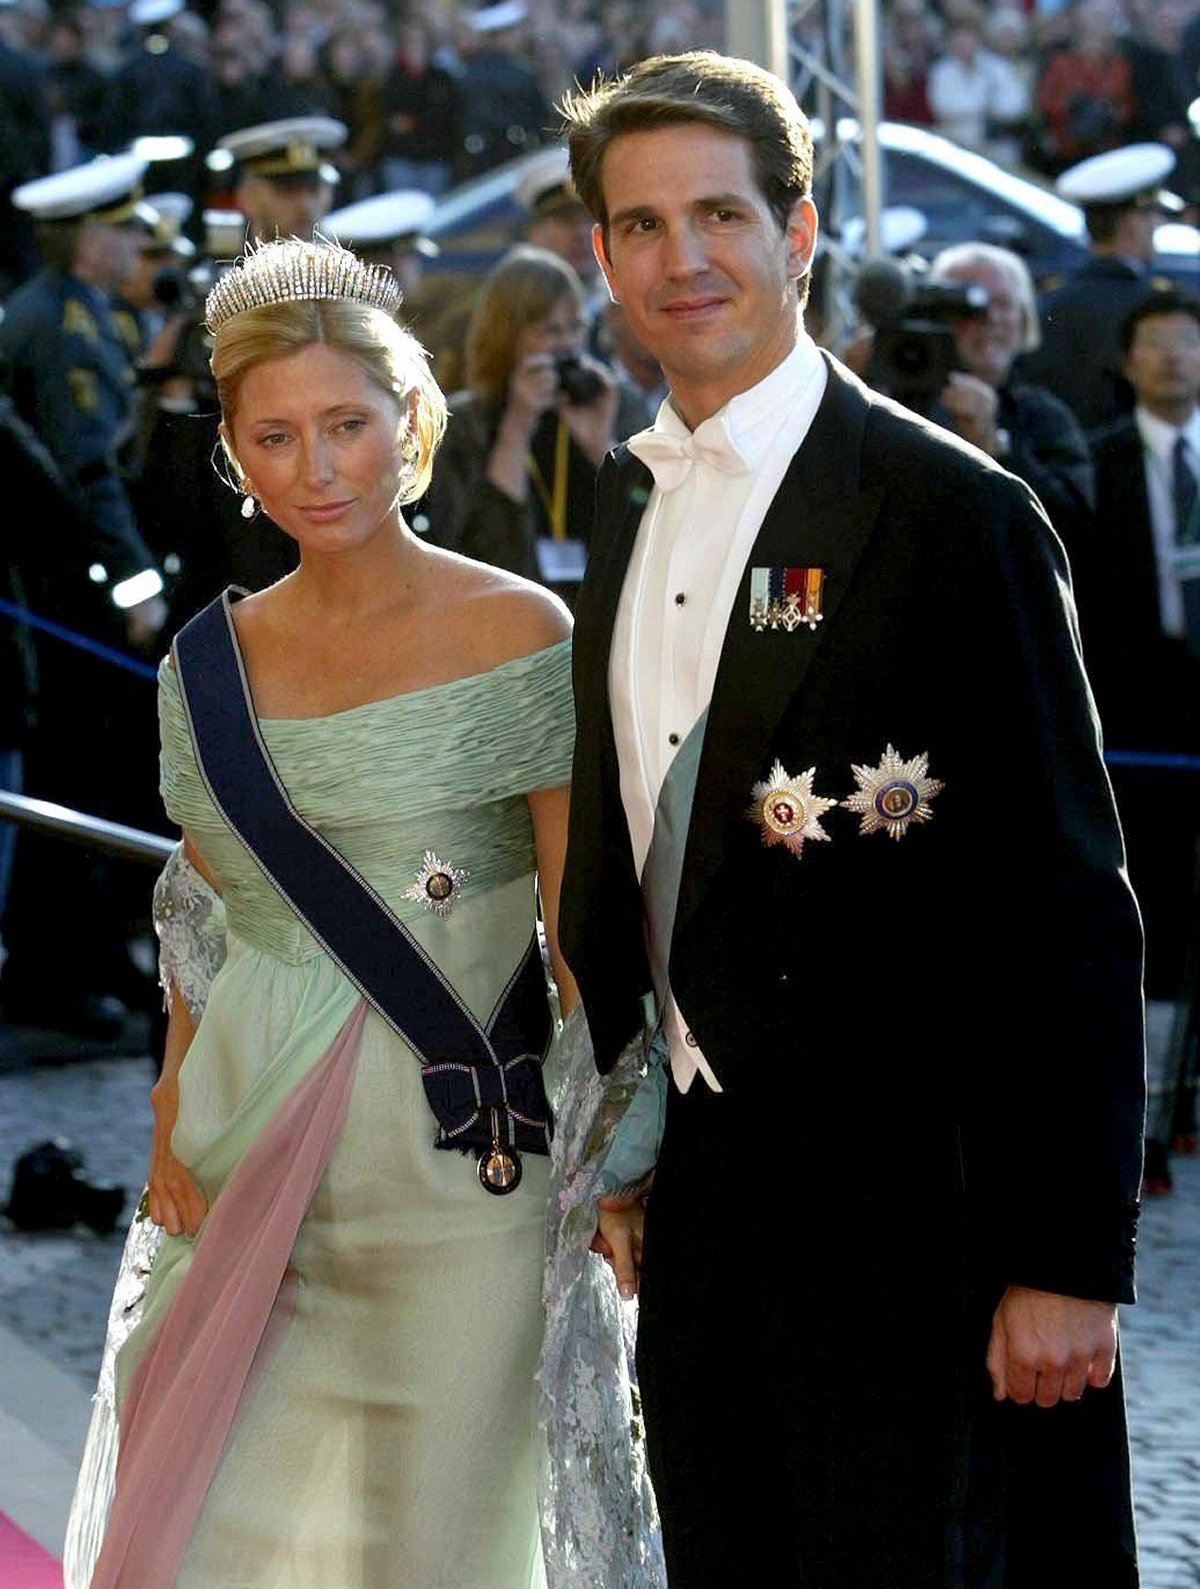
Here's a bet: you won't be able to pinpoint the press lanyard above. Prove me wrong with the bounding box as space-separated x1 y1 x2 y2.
528 417 570 541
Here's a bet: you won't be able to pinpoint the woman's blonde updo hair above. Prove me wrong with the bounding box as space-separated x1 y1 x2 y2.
211 285 447 507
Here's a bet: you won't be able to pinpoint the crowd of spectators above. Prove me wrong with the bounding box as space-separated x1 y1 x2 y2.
882 0 1200 198
0 0 725 251
4 0 1200 269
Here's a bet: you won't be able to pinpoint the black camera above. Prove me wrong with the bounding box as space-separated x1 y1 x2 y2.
150 262 192 314
140 256 239 394
5 1138 126 1235
852 256 988 410
555 353 604 405
141 211 247 393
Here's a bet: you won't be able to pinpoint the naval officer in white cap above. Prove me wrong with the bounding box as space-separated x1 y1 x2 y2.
458 0 549 181
103 0 219 204
0 152 165 635
1021 141 1184 429
321 187 438 301
515 144 597 286
213 115 347 243
0 151 169 1036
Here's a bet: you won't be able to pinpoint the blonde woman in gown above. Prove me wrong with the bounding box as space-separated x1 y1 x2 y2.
83 239 579 1588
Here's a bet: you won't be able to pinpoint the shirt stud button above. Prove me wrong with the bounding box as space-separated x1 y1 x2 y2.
684 1030 698 1047
668 732 680 746
674 591 686 605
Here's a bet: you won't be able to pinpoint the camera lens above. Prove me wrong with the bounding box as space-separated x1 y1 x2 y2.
555 355 604 405
151 266 189 311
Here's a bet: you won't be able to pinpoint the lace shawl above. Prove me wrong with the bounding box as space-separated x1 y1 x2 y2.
538 1006 666 1586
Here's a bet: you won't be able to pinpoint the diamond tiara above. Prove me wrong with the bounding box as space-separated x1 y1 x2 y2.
204 237 404 334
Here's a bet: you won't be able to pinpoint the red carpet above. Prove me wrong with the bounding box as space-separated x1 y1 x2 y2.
0 1514 62 1587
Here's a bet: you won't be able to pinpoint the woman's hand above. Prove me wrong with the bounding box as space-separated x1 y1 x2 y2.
147 1074 207 1237
590 1190 647 1301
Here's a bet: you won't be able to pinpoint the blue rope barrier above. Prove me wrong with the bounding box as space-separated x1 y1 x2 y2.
2 599 1199 770
0 597 158 681
1105 750 1200 773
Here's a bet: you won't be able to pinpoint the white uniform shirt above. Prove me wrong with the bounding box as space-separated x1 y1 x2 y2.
610 333 827 1092
1133 404 1200 638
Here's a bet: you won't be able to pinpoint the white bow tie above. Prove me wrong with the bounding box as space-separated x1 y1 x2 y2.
627 414 750 493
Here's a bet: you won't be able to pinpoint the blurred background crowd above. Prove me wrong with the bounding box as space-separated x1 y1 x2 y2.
0 0 1197 1156
7 0 1200 228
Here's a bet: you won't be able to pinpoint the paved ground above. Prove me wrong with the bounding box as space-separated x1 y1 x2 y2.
0 1022 1197 1580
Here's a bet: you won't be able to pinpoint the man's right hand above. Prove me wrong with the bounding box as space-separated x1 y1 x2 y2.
147 1075 207 1237
591 1191 646 1301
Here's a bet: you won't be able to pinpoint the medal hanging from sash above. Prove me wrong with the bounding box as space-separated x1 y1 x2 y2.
172 592 554 1195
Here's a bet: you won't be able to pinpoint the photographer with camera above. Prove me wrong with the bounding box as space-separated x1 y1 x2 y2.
928 241 1095 535
854 242 1094 539
425 244 646 599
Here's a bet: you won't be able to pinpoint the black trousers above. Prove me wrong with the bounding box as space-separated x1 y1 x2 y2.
635 1077 1139 1588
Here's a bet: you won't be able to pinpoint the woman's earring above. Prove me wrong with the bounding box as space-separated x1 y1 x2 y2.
397 435 419 491
240 483 258 519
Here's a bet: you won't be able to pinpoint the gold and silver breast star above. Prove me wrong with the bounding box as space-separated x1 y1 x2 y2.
842 745 944 841
403 850 469 916
747 761 838 858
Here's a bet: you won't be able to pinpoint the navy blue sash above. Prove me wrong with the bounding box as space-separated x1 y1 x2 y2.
172 592 553 1163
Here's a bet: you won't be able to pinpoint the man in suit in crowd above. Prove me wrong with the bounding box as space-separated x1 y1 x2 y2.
1021 141 1182 430
1078 290 1200 1006
558 51 1145 1586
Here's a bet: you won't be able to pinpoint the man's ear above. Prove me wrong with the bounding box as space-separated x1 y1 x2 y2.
785 196 819 283
593 221 619 305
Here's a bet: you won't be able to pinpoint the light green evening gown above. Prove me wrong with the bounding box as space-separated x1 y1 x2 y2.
120 637 573 1588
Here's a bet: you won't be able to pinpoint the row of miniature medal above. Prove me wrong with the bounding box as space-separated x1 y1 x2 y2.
750 746 944 855
749 564 825 632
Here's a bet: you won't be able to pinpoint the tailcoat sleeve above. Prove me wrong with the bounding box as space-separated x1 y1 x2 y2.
958 470 1144 1304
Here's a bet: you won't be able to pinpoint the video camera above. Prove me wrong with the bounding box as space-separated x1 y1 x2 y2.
140 210 247 396
852 255 988 412
554 353 604 405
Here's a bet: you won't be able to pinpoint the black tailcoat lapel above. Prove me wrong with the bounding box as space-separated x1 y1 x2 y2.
559 448 656 1066
673 359 882 946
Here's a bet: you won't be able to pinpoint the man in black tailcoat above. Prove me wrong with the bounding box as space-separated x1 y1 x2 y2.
558 52 1145 1588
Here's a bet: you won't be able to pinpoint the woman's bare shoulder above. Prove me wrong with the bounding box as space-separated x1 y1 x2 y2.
423 546 572 668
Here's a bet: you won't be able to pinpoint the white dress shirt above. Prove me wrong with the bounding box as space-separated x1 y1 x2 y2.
610 333 827 1092
1134 404 1200 638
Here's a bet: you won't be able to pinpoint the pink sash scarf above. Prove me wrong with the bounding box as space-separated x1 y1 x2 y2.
91 1001 368 1588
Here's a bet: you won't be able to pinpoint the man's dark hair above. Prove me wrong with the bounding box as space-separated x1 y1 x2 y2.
559 50 813 242
1119 288 1200 355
